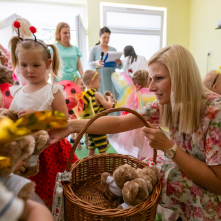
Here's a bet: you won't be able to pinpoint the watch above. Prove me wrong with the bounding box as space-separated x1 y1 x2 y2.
164 144 178 159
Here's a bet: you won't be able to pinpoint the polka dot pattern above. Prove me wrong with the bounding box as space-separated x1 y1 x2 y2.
30 138 78 207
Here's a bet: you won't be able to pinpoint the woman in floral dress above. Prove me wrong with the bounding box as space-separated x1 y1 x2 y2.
48 44 221 221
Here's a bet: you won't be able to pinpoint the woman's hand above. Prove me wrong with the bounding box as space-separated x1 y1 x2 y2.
48 121 73 144
17 110 37 118
143 122 174 152
115 59 122 65
94 59 104 67
13 160 30 175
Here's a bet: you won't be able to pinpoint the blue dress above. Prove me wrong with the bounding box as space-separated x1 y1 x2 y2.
88 45 123 99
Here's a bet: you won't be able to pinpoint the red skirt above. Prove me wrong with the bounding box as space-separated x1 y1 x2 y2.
30 138 78 206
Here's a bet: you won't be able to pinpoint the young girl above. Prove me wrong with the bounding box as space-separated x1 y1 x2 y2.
70 77 87 150
9 34 78 207
109 70 159 160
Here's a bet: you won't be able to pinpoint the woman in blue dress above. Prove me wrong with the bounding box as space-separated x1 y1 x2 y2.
88 27 123 99
52 22 83 83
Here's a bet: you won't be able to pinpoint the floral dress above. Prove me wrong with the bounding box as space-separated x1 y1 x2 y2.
137 92 221 221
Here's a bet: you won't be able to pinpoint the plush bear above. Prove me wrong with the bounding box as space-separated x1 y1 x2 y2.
101 164 139 207
0 108 18 122
117 166 160 209
0 108 50 178
0 133 36 201
21 130 50 178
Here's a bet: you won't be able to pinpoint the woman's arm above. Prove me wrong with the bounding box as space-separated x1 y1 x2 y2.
143 122 221 195
49 113 144 144
77 57 83 77
52 89 69 119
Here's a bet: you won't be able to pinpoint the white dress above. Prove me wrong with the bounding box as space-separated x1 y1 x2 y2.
9 83 64 111
122 55 147 77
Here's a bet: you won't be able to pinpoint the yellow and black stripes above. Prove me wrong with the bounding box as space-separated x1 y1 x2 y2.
88 134 110 153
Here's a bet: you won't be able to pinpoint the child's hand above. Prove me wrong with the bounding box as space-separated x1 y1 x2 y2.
17 110 37 118
13 160 30 175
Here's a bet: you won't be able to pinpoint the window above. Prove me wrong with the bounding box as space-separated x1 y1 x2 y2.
103 5 165 60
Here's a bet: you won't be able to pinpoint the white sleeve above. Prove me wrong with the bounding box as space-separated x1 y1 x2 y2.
0 183 24 221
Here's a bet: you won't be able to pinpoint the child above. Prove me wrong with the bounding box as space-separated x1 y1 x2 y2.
109 69 159 160
70 77 87 150
203 69 221 95
81 70 113 156
8 31 78 207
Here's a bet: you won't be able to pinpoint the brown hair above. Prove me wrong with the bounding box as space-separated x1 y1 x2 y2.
0 65 14 85
9 36 60 76
96 26 111 45
132 70 149 89
55 22 70 42
82 70 100 86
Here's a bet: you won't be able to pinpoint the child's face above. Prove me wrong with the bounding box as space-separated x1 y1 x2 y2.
93 75 101 91
18 49 51 84
76 78 86 92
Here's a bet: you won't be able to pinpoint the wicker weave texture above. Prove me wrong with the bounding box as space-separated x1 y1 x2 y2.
64 107 161 221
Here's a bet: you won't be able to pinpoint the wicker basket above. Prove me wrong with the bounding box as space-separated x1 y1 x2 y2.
63 107 161 221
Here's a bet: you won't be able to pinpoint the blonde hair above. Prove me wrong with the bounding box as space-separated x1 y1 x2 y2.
12 18 32 38
9 36 60 76
132 69 149 88
82 70 100 86
55 22 70 42
148 44 204 133
203 70 217 90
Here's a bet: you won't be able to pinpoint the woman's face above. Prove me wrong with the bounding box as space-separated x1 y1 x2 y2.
60 27 71 43
148 62 171 105
99 32 110 46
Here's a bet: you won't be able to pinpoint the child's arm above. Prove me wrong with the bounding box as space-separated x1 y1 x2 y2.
19 199 53 221
95 92 113 109
52 89 69 119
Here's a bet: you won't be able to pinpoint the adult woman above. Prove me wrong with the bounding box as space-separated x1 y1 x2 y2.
49 45 221 220
53 22 83 84
88 27 122 98
122 45 147 77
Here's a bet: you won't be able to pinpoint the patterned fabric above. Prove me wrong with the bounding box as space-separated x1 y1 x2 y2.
88 134 110 153
137 92 221 221
80 88 105 119
30 138 78 207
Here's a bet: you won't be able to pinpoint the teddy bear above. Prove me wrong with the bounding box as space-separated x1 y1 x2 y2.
0 108 50 178
0 108 18 122
0 131 36 201
101 164 139 207
20 130 50 178
117 166 160 209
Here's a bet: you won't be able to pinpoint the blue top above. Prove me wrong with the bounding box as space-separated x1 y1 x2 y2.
88 45 123 98
55 42 82 82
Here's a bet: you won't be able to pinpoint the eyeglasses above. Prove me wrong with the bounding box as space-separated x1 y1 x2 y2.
211 69 220 87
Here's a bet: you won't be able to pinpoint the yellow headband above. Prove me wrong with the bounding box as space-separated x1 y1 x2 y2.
91 71 98 81
217 66 221 74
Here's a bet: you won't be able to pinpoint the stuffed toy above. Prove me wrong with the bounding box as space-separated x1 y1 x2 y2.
101 164 139 207
21 130 50 178
0 132 36 201
0 108 18 122
117 166 160 209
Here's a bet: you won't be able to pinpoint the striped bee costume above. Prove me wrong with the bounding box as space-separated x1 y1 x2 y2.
80 88 110 153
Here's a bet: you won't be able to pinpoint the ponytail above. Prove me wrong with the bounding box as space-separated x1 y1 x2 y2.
48 44 60 76
9 36 20 70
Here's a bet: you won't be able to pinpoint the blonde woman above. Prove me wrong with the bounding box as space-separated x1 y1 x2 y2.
53 22 83 84
49 45 221 221
203 69 221 95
